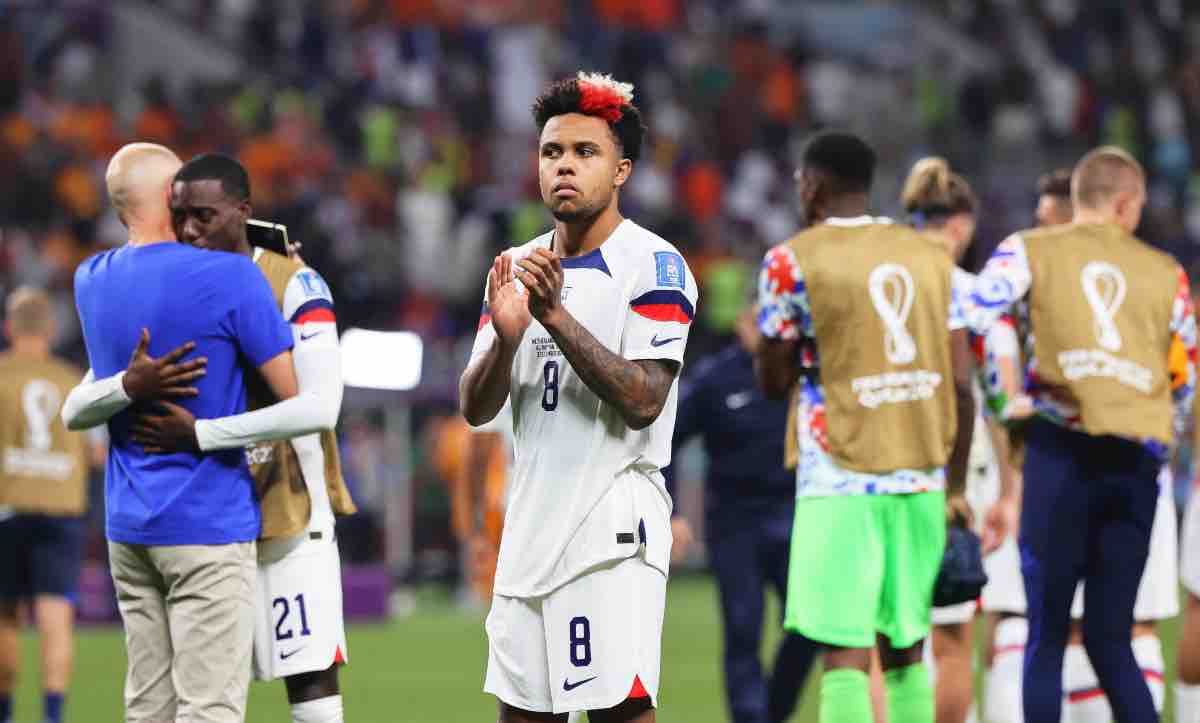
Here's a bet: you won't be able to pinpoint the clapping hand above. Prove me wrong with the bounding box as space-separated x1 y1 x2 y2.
487 253 532 346
514 248 565 324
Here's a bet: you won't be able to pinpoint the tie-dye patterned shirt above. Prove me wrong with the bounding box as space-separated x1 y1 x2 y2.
757 216 970 497
969 232 1196 459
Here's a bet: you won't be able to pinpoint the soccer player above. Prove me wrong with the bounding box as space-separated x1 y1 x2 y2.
975 166 1181 723
459 72 696 723
71 142 300 722
969 147 1195 723
901 157 1019 723
667 304 818 723
0 287 93 723
64 152 353 723
755 131 979 723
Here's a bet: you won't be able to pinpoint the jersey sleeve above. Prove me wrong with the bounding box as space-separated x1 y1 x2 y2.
757 244 809 341
468 271 499 365
622 248 697 366
968 233 1032 336
284 267 339 353
283 268 336 326
230 260 294 366
948 267 974 331
1167 266 1196 436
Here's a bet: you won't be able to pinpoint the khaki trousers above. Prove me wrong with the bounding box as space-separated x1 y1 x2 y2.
109 541 255 723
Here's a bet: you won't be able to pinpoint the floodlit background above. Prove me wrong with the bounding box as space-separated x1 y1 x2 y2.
2 1 1200 720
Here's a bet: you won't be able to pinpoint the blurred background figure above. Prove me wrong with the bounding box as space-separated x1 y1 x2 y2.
667 301 818 723
0 287 92 723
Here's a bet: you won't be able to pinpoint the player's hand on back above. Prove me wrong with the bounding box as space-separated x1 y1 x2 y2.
122 328 208 402
515 248 565 325
488 253 532 345
131 401 200 454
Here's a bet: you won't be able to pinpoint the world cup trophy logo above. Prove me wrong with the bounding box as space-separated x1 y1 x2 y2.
1080 261 1126 352
868 264 917 365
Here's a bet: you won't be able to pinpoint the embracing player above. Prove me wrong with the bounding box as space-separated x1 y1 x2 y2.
63 153 354 723
460 73 696 723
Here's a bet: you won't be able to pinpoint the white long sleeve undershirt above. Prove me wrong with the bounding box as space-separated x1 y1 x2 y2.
61 369 131 431
59 321 342 451
195 321 342 451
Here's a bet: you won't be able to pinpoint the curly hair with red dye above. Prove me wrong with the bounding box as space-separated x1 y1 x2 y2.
532 72 646 162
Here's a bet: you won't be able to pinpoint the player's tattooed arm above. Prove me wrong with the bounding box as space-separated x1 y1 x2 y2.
546 310 678 430
515 248 677 430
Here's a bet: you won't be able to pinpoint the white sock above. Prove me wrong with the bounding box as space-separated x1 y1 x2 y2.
292 694 344 723
984 617 1026 723
1177 681 1200 723
1132 634 1165 713
1062 644 1108 723
566 713 585 723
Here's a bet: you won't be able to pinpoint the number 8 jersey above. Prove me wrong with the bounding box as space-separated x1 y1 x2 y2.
468 219 698 598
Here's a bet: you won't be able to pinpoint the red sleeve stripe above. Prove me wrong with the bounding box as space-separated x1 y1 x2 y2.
291 298 335 325
630 290 694 324
295 307 336 325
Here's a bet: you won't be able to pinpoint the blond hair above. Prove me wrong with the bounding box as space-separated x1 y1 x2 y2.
5 286 53 337
105 142 181 226
1071 146 1145 210
900 157 978 223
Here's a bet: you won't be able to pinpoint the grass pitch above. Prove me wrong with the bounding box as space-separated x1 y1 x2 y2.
10 575 1183 721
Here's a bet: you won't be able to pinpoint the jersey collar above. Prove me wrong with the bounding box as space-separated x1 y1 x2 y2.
825 215 894 227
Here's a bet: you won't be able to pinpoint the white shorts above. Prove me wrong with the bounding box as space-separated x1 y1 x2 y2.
981 469 1178 621
484 554 665 715
1180 483 1200 597
931 600 979 626
253 526 348 681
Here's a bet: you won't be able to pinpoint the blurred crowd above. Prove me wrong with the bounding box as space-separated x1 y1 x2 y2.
3 0 1200 571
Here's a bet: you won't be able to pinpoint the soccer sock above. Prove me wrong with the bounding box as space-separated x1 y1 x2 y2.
884 662 934 723
1177 681 1200 723
985 617 1027 723
0 694 10 723
43 692 63 723
1062 644 1108 723
1132 634 1165 713
820 668 873 723
291 694 343 723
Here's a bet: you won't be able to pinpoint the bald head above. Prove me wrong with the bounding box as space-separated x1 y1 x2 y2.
106 143 182 230
5 285 53 340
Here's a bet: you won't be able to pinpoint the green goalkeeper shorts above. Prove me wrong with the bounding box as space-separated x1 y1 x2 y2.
784 491 945 649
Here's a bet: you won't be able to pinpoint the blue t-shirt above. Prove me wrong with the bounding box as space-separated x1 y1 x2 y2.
74 242 294 545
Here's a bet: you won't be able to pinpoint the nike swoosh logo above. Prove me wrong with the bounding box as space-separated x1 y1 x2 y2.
299 330 324 341
563 676 597 691
649 335 681 347
280 648 306 660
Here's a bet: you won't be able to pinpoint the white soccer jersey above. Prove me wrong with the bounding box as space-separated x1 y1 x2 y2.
468 219 697 599
256 247 339 530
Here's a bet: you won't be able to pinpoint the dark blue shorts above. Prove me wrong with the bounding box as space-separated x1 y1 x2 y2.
0 514 84 603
